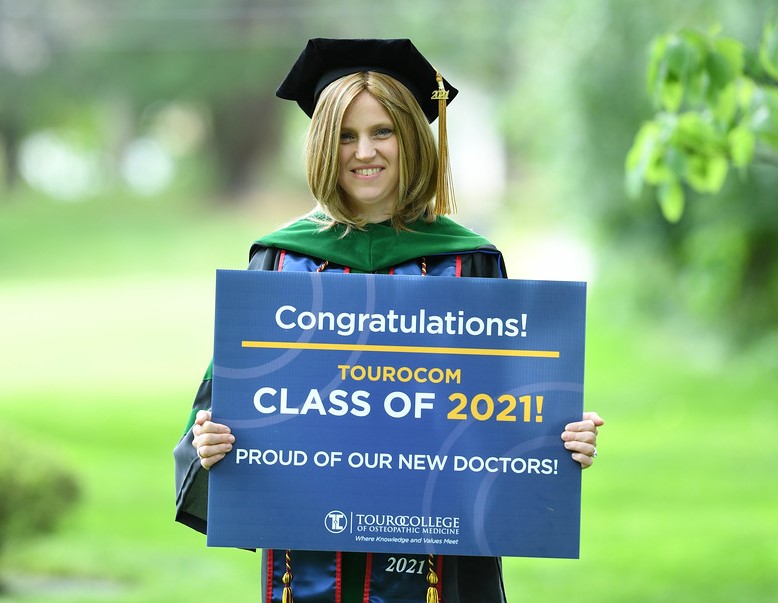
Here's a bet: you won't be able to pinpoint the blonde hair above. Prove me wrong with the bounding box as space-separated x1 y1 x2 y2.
305 71 438 230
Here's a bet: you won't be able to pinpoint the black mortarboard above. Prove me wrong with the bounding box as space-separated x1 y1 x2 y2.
276 38 458 123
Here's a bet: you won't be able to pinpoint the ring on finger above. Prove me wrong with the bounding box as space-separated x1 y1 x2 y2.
592 447 598 458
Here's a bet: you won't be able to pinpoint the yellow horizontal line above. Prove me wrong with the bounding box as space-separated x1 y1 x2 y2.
241 340 560 358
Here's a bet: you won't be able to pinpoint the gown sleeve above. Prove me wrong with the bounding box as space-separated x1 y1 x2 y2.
460 247 508 279
173 247 280 534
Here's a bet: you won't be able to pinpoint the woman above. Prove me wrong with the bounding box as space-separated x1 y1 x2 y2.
175 38 603 603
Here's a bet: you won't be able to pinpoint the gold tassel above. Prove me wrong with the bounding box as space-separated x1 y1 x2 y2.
432 72 456 216
426 554 439 603
282 549 294 603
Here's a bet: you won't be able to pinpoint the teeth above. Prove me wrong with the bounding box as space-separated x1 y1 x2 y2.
354 168 382 176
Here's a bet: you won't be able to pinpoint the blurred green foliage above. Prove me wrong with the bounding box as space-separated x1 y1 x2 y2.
0 433 80 589
623 11 778 339
626 15 778 220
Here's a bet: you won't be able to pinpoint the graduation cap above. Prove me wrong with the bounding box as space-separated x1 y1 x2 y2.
277 38 457 215
276 38 458 123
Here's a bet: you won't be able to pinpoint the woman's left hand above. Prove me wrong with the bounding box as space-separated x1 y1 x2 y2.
561 411 604 469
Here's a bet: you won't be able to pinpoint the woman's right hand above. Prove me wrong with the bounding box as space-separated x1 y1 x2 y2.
191 410 234 470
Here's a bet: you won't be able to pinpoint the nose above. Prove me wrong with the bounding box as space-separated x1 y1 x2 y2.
355 135 376 161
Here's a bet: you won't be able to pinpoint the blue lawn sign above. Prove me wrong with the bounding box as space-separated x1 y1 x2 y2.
207 270 586 558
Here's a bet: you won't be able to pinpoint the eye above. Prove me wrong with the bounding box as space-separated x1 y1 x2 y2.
339 131 356 143
374 128 393 138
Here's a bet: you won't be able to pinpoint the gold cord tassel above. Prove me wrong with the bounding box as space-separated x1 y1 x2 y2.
426 554 439 603
432 72 456 216
282 549 294 603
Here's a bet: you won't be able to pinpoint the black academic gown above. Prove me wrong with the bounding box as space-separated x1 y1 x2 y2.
175 220 509 603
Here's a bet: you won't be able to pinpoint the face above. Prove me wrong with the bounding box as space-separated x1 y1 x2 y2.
338 91 400 223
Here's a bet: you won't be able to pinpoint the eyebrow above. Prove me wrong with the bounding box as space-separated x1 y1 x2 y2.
339 122 394 131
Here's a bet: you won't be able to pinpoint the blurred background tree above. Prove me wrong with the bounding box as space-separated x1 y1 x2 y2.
0 434 80 593
0 0 295 198
625 11 778 340
491 0 777 346
0 0 527 200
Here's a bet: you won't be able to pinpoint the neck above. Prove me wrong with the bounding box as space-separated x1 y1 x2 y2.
363 212 392 224
352 206 393 224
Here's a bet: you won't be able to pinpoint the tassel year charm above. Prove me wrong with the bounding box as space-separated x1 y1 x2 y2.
426 554 439 603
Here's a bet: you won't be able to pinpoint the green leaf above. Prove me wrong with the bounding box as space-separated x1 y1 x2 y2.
759 13 778 80
711 82 737 124
685 154 729 193
707 50 735 92
625 121 662 197
647 35 668 99
728 125 755 168
706 42 742 117
644 129 676 186
743 46 767 81
656 32 707 111
658 178 685 222
665 34 696 78
660 79 684 112
674 112 726 154
713 38 745 80
736 76 756 111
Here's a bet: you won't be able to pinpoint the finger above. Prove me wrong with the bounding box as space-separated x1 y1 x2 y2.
565 440 597 469
199 441 234 457
191 411 212 436
200 452 226 470
193 419 233 438
197 442 233 467
192 431 233 453
563 418 596 431
582 411 604 426
563 419 598 435
571 451 594 469
561 428 597 446
195 409 212 425
564 438 596 455
194 432 235 448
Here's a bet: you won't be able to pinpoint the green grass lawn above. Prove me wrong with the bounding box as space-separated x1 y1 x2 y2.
2 197 776 601
1 273 263 602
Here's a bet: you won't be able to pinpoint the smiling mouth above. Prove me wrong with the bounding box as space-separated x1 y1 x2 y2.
352 167 383 176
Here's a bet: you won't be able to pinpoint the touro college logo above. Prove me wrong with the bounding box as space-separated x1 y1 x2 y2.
325 510 348 534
